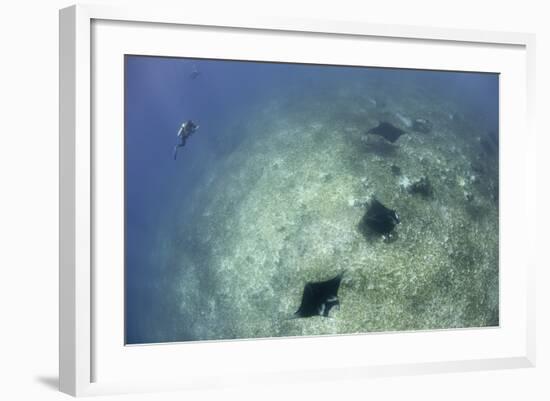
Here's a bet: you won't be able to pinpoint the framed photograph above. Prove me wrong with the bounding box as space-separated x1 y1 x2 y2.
59 4 536 396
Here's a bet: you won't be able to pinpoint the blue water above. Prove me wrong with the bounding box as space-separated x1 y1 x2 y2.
125 55 498 344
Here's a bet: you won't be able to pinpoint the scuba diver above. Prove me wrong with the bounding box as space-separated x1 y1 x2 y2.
173 120 199 160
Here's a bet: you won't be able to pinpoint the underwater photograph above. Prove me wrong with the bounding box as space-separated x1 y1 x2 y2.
124 55 499 345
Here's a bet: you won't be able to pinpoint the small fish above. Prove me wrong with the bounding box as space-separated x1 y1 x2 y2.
411 118 432 133
395 112 412 128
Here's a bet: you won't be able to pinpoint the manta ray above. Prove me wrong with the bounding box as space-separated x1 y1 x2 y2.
367 122 406 143
294 273 344 318
360 198 400 236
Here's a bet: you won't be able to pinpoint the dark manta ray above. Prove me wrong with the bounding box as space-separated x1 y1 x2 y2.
295 273 343 318
361 198 400 236
367 122 406 143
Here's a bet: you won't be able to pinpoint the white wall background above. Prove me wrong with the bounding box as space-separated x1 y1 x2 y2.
0 0 547 400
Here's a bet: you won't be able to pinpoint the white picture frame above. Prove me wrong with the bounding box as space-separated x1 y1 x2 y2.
59 4 536 397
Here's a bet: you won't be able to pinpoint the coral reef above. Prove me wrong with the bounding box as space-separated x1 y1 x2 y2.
153 79 499 342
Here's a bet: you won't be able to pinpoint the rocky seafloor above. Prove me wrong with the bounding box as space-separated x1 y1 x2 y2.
147 79 499 343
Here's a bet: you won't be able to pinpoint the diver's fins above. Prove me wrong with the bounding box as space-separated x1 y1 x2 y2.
173 146 178 160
